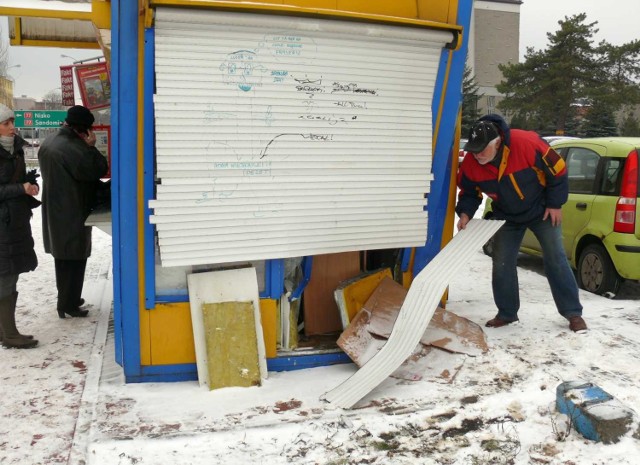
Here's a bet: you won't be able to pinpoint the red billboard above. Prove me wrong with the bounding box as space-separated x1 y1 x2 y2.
60 65 75 107
74 62 111 110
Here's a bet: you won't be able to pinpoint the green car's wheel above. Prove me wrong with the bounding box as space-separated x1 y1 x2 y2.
577 243 622 296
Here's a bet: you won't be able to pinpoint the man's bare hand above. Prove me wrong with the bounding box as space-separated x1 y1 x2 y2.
83 129 97 147
543 208 562 226
457 212 471 231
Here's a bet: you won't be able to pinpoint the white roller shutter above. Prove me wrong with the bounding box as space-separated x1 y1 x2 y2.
151 8 453 267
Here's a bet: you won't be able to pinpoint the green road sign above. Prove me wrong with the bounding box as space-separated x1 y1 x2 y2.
14 110 67 128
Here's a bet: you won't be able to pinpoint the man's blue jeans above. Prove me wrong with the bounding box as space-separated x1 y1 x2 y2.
491 217 583 322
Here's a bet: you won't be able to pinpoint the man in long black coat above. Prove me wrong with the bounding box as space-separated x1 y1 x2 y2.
38 106 108 318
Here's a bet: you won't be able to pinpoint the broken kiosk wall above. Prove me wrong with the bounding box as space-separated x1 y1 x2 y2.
111 0 472 382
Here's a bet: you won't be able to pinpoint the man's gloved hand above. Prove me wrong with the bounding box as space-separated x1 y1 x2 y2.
25 169 40 186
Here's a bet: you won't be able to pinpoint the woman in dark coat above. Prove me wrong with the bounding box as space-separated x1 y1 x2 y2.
38 105 108 319
0 104 41 349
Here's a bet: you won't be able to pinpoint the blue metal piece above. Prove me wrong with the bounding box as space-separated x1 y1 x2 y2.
121 329 354 379
556 380 633 443
412 0 473 276
267 352 352 372
110 0 123 367
400 247 412 273
144 27 157 309
127 363 198 383
557 381 611 441
124 353 352 381
262 259 284 299
112 0 142 378
290 256 312 301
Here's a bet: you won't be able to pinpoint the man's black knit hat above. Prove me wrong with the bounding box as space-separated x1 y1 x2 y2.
65 105 95 130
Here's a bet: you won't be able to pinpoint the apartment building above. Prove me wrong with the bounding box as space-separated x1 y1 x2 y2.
468 0 522 116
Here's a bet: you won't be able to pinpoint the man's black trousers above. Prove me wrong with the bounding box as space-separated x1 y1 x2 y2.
54 258 87 312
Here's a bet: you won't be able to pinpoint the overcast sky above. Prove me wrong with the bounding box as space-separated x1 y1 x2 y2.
1 0 638 101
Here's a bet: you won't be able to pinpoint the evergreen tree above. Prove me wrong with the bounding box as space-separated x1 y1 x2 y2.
461 65 482 136
619 113 640 136
497 14 640 135
581 101 618 137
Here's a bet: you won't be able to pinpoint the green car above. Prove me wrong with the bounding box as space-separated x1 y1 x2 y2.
484 137 640 296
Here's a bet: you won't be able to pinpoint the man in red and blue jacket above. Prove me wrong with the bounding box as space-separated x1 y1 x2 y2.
456 114 587 332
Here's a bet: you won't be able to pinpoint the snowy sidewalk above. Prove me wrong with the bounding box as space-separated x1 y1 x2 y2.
0 223 113 465
78 251 640 465
3 212 640 464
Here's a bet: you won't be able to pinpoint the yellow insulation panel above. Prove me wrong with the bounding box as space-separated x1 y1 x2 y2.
203 301 261 390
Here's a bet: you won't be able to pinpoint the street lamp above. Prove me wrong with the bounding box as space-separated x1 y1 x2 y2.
60 54 103 65
2 64 21 80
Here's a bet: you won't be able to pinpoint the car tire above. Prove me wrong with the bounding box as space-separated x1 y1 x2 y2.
576 244 622 295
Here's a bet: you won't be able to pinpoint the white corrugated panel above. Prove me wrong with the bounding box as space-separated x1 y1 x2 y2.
152 8 452 267
321 219 506 409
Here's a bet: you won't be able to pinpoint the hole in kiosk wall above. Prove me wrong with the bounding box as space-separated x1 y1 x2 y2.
285 248 402 356
154 248 403 357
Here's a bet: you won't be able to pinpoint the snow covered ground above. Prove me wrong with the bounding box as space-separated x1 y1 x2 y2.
1 202 640 465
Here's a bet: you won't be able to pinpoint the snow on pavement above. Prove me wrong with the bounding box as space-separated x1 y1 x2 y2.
2 205 640 464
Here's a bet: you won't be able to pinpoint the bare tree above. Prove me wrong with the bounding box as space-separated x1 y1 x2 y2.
42 89 64 110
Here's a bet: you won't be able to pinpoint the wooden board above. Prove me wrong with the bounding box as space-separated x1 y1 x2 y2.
303 251 361 335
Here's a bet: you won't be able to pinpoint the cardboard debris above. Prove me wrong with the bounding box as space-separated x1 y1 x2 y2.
337 307 464 383
366 277 488 356
334 268 393 329
337 308 383 367
336 276 488 383
425 306 489 355
362 277 407 338
391 345 466 383
323 218 505 408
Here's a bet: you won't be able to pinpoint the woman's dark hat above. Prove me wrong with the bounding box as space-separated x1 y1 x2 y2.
463 121 499 153
65 105 95 129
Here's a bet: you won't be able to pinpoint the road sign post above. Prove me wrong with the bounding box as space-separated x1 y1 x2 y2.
14 110 67 128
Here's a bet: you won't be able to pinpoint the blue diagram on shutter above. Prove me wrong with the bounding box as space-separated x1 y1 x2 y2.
219 50 265 92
